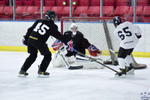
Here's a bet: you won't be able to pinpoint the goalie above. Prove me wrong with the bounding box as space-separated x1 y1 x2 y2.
51 23 102 69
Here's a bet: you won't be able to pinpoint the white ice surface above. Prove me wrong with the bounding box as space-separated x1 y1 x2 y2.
0 51 150 100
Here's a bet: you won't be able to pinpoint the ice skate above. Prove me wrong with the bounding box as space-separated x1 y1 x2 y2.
115 68 126 76
38 71 49 78
18 70 28 77
116 65 134 76
126 65 135 75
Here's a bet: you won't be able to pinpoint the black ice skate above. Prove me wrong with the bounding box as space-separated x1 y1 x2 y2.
18 70 28 77
38 65 49 78
38 71 49 78
126 65 135 75
116 68 126 76
116 65 134 76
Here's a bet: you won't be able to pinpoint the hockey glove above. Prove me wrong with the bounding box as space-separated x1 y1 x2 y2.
66 40 74 52
135 34 142 39
22 35 28 46
88 44 101 56
52 39 63 51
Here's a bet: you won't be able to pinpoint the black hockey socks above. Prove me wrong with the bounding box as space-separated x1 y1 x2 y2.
21 53 37 72
39 52 51 72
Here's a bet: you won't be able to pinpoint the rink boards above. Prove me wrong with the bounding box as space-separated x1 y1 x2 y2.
0 21 150 57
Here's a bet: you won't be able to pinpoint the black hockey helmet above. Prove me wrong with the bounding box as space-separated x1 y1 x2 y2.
113 16 122 26
45 10 56 21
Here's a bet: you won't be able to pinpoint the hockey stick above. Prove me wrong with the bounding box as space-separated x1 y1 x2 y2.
57 47 70 68
109 49 118 54
76 54 104 62
73 49 119 73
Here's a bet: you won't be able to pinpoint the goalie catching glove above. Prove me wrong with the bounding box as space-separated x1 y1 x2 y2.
52 39 63 51
88 44 101 56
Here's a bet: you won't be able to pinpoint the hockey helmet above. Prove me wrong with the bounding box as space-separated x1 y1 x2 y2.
45 10 56 21
70 23 78 32
113 16 122 26
70 23 78 29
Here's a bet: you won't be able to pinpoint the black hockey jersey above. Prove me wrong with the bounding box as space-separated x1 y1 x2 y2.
24 19 68 44
64 31 90 53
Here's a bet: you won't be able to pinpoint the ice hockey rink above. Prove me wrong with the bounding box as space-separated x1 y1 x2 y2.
0 51 150 100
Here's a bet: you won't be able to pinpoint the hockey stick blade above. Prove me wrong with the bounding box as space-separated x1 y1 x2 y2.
68 65 83 70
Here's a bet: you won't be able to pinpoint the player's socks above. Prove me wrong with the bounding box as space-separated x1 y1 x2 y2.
18 70 28 77
118 58 126 69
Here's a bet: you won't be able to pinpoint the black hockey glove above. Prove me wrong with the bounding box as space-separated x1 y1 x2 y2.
137 35 141 39
22 35 28 46
135 34 142 39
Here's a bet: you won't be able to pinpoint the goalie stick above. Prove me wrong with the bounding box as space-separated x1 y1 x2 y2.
73 49 120 74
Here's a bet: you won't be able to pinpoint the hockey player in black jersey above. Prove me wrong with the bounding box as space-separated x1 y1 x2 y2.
51 23 101 69
52 23 101 64
64 23 90 57
64 23 101 57
19 10 71 77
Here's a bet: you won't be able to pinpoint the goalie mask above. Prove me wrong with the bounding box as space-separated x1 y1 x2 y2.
113 16 122 27
70 23 78 32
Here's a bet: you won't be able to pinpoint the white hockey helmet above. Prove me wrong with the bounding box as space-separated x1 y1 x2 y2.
70 23 78 30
